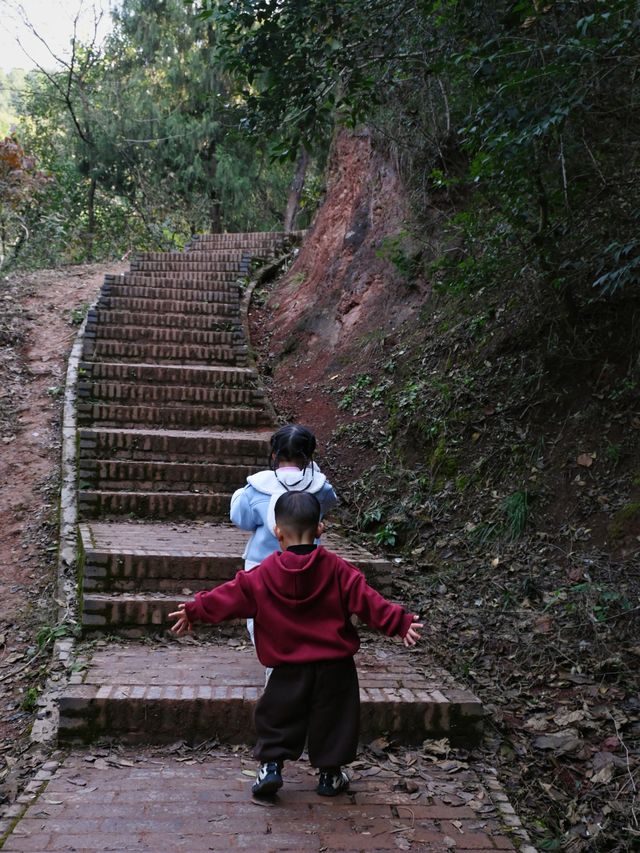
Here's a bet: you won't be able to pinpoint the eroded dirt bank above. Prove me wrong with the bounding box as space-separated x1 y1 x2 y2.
250 129 640 851
0 262 125 801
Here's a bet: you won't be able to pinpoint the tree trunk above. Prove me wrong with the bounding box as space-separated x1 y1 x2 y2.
201 141 223 233
283 145 309 232
209 192 222 234
87 177 97 262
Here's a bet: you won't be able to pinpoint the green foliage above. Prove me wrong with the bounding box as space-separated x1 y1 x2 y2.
0 69 27 135
10 0 299 269
544 582 633 623
35 623 71 650
68 304 90 326
188 0 402 153
0 134 50 267
188 0 640 308
499 490 530 541
375 231 421 280
21 686 39 712
374 523 398 547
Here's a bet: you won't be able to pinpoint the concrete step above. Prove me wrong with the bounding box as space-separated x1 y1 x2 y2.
79 383 264 409
58 643 484 746
78 489 235 520
78 427 273 464
84 340 247 364
78 460 256 495
96 295 240 316
79 362 257 387
89 310 242 331
79 522 393 594
77 401 264 429
101 284 239 303
91 326 240 346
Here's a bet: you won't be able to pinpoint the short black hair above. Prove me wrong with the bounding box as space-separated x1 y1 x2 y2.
274 491 321 536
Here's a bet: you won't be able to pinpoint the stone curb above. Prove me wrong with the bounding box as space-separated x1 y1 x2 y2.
0 761 60 846
27 303 98 745
479 765 538 852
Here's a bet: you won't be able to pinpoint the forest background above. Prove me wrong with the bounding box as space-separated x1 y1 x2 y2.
1 1 639 851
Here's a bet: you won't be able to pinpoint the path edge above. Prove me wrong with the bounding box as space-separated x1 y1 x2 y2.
29 301 99 745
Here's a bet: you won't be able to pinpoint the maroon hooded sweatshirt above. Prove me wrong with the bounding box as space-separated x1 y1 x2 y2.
184 546 414 668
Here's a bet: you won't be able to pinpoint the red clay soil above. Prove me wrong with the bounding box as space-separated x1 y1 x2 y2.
249 128 426 468
0 263 125 769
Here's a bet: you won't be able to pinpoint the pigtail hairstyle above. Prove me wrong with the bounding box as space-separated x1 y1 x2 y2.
269 424 317 474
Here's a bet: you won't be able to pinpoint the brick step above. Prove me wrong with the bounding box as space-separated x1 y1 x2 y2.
78 489 235 520
90 310 241 331
128 260 246 273
190 231 288 244
92 326 240 346
134 249 245 261
118 269 241 284
97 295 240 316
77 402 264 429
101 284 239 303
84 341 247 365
79 522 393 594
79 382 265 409
79 362 258 387
79 460 256 495
78 427 273 464
58 643 484 746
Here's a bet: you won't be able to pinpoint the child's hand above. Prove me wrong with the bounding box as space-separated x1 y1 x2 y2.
169 604 192 636
403 620 423 647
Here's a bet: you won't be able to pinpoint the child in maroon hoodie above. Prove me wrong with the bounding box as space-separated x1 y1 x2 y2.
169 491 422 799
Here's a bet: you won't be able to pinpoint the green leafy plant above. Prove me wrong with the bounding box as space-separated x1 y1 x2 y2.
374 522 398 547
35 623 71 650
21 686 40 712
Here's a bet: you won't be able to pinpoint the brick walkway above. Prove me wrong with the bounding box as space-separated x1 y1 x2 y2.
1 748 525 852
0 231 535 852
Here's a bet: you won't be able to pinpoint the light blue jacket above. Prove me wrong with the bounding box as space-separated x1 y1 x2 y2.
230 465 338 568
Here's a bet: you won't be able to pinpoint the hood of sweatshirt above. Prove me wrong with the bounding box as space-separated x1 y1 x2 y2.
260 547 335 607
246 464 328 536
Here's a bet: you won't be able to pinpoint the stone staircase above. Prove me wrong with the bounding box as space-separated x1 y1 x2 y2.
58 230 484 747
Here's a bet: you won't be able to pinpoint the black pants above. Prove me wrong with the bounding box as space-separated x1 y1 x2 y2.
253 656 359 769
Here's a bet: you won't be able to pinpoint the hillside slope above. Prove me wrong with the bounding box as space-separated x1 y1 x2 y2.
250 129 640 851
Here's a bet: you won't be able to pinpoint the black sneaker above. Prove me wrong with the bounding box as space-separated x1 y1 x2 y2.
252 761 283 797
316 768 349 797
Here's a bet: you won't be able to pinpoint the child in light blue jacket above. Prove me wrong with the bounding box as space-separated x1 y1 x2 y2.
230 424 337 642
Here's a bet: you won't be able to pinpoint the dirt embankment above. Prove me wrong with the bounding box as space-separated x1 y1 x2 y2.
250 129 640 851
0 262 125 801
250 127 427 457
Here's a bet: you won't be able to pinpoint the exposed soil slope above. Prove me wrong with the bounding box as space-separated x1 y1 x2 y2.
250 129 640 851
0 262 125 802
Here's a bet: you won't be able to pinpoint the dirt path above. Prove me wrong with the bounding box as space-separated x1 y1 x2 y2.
0 262 125 799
